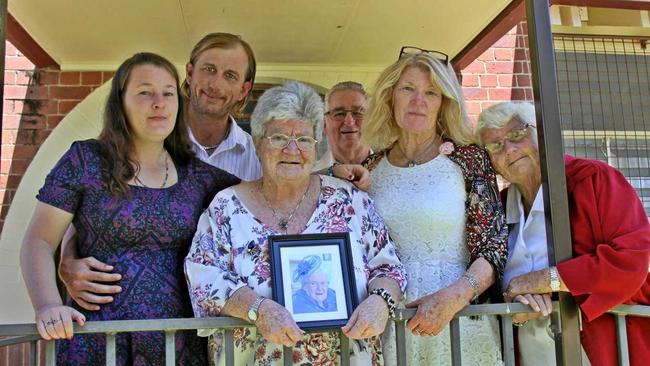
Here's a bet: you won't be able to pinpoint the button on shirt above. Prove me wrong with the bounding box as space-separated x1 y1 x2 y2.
188 117 262 181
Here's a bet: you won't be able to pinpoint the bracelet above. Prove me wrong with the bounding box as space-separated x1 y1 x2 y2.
462 274 480 301
369 288 396 318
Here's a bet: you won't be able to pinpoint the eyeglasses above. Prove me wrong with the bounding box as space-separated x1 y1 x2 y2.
266 133 318 151
325 108 365 122
399 46 449 64
484 124 535 154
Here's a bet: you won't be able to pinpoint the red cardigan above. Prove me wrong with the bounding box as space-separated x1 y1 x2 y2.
557 156 650 365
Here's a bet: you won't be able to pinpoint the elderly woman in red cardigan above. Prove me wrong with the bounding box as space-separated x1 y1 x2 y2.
476 101 649 366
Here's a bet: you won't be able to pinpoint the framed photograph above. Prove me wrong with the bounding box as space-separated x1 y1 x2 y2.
268 233 358 331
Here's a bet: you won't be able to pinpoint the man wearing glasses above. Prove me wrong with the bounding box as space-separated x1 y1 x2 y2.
313 81 373 171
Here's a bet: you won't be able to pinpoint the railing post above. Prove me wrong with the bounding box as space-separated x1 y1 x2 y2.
449 318 461 366
45 340 55 366
106 332 117 366
223 329 235 366
164 330 176 366
339 332 350 366
394 310 408 366
525 1 582 364
500 315 516 366
615 315 630 366
28 340 37 366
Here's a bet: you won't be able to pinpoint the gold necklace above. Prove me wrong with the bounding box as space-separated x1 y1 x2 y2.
394 136 439 167
134 151 169 188
260 179 312 233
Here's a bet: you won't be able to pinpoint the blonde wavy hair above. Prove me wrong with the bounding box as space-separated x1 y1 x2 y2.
362 53 473 150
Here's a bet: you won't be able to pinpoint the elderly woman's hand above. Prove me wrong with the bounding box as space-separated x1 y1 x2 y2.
341 294 389 339
332 164 371 191
504 268 551 301
255 300 304 347
405 286 466 337
511 293 553 325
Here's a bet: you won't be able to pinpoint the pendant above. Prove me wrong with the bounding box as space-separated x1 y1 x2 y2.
408 161 416 168
278 218 289 231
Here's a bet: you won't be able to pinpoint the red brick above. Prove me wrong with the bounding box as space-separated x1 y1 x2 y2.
461 61 485 74
4 71 15 84
5 56 35 70
5 41 17 56
513 62 530 74
477 49 494 61
82 72 103 85
494 49 513 61
1 129 17 144
102 71 115 83
58 100 79 114
481 101 500 110
5 174 24 189
524 88 534 100
463 88 488 100
35 130 52 144
36 70 59 85
0 160 11 174
486 62 514 74
47 115 65 129
3 100 14 113
511 88 527 100
493 34 517 48
59 72 80 85
15 130 36 145
25 86 49 99
38 100 59 115
489 88 512 100
3 145 38 160
2 115 21 129
20 114 47 130
498 75 514 87
516 75 531 87
461 75 479 87
50 86 92 99
5 159 31 175
480 75 498 87
465 101 481 115
3 85 28 99
15 71 33 85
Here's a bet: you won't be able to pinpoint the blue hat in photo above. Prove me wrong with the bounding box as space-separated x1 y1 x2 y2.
293 255 322 284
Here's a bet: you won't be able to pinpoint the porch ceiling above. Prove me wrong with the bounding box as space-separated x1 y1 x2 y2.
9 0 512 70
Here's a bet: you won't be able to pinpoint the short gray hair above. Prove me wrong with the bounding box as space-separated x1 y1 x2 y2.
475 102 536 145
250 81 324 141
324 81 367 112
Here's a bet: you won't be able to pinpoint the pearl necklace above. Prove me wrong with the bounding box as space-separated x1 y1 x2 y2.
261 180 312 233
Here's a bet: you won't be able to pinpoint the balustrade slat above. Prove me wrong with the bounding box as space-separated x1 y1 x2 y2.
224 329 235 366
449 317 461 366
283 346 293 366
340 332 350 366
394 320 408 366
615 314 630 366
29 340 37 366
45 340 55 366
500 316 516 366
165 330 176 366
106 333 116 366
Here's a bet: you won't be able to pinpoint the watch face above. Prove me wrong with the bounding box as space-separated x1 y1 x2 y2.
248 310 257 322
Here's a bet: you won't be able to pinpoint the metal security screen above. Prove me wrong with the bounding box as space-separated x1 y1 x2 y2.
553 34 650 217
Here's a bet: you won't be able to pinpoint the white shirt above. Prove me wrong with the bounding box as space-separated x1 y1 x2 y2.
503 185 549 289
188 117 262 181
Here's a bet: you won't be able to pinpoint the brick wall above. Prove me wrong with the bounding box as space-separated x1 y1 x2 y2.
1 41 112 230
461 22 533 123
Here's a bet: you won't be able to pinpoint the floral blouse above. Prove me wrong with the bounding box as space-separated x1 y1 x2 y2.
184 175 406 365
364 142 508 282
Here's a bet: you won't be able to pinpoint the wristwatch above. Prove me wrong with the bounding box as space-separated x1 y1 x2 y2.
549 266 561 292
247 297 265 323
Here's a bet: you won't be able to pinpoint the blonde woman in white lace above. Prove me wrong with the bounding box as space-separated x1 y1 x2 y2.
361 50 508 365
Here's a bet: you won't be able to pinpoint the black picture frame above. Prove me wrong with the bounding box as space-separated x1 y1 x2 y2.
268 232 358 331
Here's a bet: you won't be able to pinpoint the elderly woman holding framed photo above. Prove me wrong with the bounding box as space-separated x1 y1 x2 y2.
476 101 650 366
184 81 406 365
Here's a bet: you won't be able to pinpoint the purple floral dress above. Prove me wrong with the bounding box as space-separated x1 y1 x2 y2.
36 140 239 366
184 176 407 366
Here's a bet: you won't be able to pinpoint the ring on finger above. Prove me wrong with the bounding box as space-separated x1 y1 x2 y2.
46 319 58 326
